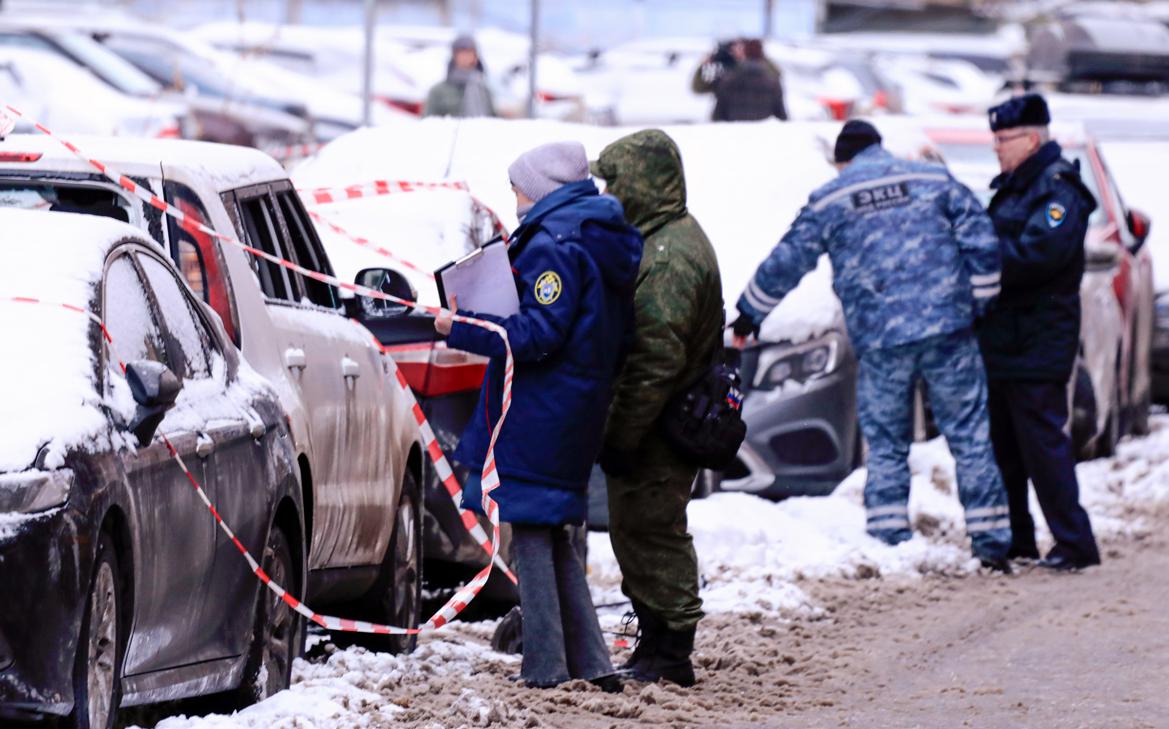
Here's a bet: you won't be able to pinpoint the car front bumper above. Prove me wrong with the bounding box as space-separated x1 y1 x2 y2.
0 505 86 719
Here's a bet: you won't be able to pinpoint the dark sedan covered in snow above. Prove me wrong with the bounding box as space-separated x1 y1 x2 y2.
0 210 304 727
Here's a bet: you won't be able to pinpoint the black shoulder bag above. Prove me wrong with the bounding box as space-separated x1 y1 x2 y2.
660 342 748 470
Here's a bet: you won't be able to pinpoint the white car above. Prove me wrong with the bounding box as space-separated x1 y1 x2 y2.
0 133 425 651
0 46 184 138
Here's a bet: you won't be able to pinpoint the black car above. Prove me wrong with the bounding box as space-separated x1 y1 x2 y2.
0 210 304 727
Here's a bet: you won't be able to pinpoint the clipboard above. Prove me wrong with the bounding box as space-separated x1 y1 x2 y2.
435 238 520 317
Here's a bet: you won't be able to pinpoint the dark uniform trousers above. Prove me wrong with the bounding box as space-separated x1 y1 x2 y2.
606 432 704 632
986 379 1100 565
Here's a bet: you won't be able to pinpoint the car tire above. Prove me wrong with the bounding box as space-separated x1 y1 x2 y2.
232 524 303 707
65 532 123 729
345 471 423 654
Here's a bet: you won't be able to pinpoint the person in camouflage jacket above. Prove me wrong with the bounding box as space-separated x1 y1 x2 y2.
592 129 724 687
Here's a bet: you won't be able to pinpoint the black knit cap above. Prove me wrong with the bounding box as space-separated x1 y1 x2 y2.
988 93 1050 132
834 120 882 164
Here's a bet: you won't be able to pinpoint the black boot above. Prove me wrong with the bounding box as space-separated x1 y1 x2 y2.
631 625 696 687
618 601 662 673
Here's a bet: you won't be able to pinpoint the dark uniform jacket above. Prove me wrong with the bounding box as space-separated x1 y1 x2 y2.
593 129 725 453
712 60 788 122
449 179 642 525
978 141 1097 382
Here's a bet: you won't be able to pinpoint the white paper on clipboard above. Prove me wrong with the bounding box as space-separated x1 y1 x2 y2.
435 240 520 318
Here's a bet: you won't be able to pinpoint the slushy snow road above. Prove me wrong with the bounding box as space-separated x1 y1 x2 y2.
132 414 1169 729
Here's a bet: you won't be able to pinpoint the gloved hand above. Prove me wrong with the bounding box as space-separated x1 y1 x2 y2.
729 314 760 340
598 445 636 478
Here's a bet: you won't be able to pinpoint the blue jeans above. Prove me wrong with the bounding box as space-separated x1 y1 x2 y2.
857 329 1011 561
512 524 613 686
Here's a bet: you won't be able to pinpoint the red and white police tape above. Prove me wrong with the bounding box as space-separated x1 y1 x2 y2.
308 209 437 280
4 104 516 635
299 179 469 206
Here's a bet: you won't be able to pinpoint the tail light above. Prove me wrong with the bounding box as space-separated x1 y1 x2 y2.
537 91 579 103
872 89 889 110
154 123 182 139
0 151 43 162
376 97 423 116
384 342 487 398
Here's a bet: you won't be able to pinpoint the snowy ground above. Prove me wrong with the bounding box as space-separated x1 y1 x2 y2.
134 414 1169 729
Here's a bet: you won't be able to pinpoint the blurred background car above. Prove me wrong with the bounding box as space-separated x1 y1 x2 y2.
0 45 185 138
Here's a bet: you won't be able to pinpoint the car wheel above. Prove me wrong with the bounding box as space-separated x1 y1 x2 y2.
66 532 123 729
232 525 302 707
344 471 423 654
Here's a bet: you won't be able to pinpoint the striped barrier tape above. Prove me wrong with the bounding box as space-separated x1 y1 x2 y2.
299 179 469 207
262 141 324 163
5 104 515 635
308 209 437 280
354 321 516 585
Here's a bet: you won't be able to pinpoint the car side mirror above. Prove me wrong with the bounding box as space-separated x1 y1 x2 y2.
125 360 182 446
1084 240 1120 270
1127 208 1151 249
352 267 416 320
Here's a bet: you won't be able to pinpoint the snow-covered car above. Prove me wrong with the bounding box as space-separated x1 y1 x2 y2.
925 124 1155 456
0 134 425 651
0 46 184 138
0 208 304 725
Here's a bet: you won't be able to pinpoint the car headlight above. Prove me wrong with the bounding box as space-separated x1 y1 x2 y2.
0 469 73 514
755 335 841 390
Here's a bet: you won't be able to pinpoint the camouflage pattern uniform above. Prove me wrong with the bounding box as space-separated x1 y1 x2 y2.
593 130 724 631
736 144 1012 561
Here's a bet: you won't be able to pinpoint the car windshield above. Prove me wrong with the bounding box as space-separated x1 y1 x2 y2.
0 180 133 223
51 31 162 97
932 141 1106 227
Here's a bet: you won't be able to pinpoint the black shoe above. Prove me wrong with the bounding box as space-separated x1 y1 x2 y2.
618 600 662 673
630 626 696 688
1037 554 1099 572
589 674 624 694
1007 544 1040 560
979 557 1012 574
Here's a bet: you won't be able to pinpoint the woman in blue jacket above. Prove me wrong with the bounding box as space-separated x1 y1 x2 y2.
435 141 642 690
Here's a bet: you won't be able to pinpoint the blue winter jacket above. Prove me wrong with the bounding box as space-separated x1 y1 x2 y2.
736 145 1001 357
448 179 643 526
978 141 1097 382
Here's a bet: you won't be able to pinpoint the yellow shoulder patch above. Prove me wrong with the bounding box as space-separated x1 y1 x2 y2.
534 270 563 305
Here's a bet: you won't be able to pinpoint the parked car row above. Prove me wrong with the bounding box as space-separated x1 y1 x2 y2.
0 133 433 725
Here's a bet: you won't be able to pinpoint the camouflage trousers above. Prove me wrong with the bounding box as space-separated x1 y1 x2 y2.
606 432 704 631
857 328 1011 561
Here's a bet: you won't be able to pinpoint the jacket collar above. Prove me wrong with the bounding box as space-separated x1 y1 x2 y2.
991 140 1062 192
847 144 890 168
510 179 599 254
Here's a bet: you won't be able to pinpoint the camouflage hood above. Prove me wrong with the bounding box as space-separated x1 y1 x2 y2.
592 129 687 238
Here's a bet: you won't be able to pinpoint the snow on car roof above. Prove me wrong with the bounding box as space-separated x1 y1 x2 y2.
0 208 145 473
0 133 287 192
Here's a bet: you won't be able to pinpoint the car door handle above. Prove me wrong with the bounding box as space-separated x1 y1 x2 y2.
285 348 307 371
341 357 361 380
196 435 215 459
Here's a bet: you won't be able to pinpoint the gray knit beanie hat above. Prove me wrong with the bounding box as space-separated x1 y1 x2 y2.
508 141 590 204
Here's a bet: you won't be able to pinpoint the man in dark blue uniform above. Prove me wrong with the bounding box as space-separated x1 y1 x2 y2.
979 93 1101 570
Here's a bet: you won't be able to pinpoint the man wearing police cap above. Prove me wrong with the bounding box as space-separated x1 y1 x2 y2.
980 93 1101 570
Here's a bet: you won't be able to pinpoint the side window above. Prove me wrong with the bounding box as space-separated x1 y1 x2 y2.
138 254 213 380
1101 159 1138 249
274 190 338 309
163 181 241 346
103 255 166 374
237 192 298 303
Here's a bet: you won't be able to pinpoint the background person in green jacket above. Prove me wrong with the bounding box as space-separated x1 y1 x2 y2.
423 34 496 118
592 129 725 688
